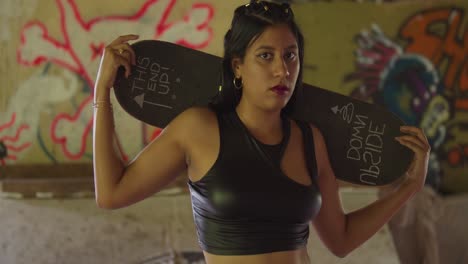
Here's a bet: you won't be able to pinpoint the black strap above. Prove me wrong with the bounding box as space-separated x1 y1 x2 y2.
257 114 290 164
296 120 318 184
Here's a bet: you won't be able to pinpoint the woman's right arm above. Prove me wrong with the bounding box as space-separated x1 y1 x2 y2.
93 35 189 209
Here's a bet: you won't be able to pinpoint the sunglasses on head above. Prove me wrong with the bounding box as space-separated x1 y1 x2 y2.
243 1 293 20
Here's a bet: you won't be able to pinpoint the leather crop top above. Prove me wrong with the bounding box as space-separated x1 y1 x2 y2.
187 110 322 255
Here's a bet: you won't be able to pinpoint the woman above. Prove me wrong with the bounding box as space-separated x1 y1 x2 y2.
93 1 430 263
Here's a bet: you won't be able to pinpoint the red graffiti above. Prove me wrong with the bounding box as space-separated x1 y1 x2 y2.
1 125 30 143
5 142 32 152
399 8 468 110
447 144 468 167
0 113 17 130
50 96 94 160
90 42 105 61
151 128 163 141
141 125 162 146
17 0 214 160
0 113 32 163
6 154 17 161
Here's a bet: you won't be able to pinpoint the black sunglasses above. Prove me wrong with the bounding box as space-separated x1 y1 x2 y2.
243 1 293 20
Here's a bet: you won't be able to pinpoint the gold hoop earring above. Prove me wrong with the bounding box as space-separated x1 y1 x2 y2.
233 77 243 90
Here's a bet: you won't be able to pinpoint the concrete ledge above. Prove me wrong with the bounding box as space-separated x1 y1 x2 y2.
0 164 188 198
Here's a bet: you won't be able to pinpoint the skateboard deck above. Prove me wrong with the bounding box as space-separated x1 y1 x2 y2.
113 40 413 186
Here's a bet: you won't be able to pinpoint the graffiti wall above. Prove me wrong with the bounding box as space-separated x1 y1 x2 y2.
295 0 467 193
1 0 466 193
0 0 242 165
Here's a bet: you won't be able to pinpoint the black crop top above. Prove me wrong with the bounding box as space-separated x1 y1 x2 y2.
188 110 322 255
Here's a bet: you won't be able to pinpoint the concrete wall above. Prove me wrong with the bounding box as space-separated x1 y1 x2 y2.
1 0 466 192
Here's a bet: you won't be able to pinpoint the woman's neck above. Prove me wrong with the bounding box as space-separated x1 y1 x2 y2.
235 102 284 144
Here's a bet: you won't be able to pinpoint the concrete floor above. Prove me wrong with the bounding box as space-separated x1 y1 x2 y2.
0 189 399 264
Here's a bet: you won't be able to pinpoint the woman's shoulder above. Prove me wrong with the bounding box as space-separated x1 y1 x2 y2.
171 106 219 151
176 106 217 124
288 117 321 135
288 117 325 148
168 106 218 135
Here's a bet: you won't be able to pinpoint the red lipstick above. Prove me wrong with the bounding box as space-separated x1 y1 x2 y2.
271 85 290 95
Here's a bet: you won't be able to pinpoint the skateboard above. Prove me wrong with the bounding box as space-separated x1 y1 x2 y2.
113 40 413 186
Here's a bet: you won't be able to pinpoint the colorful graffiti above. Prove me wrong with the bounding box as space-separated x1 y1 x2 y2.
0 114 30 165
1 0 214 163
400 8 467 108
346 7 467 190
400 7 468 173
0 67 80 164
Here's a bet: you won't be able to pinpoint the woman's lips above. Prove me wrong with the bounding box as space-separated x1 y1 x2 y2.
271 85 290 95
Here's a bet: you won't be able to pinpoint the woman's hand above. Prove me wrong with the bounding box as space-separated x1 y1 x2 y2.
95 34 138 92
395 126 431 193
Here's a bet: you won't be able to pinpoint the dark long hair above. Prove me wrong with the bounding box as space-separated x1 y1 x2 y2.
209 1 305 115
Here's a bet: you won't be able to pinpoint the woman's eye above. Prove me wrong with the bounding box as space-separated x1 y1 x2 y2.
258 53 273 60
285 52 297 60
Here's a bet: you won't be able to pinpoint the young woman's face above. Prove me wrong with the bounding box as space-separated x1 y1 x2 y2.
233 23 300 112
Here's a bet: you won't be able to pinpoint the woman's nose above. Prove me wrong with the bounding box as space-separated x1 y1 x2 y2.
274 58 290 78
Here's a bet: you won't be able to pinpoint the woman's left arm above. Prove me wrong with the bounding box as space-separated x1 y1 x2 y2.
312 125 430 258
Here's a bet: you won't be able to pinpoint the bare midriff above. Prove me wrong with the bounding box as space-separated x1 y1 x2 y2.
202 246 311 264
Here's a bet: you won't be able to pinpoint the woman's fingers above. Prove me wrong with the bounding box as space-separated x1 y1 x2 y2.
400 126 429 145
110 34 139 46
396 126 431 161
395 126 430 191
104 37 138 78
102 45 132 78
395 138 427 160
395 135 427 151
107 34 139 64
113 42 136 65
114 48 135 77
94 34 139 90
114 55 132 78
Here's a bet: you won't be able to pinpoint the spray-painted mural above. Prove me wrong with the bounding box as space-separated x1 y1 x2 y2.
0 0 466 193
1 0 214 164
346 7 467 193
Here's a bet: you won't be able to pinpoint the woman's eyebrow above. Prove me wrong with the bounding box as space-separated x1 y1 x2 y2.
255 44 298 51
